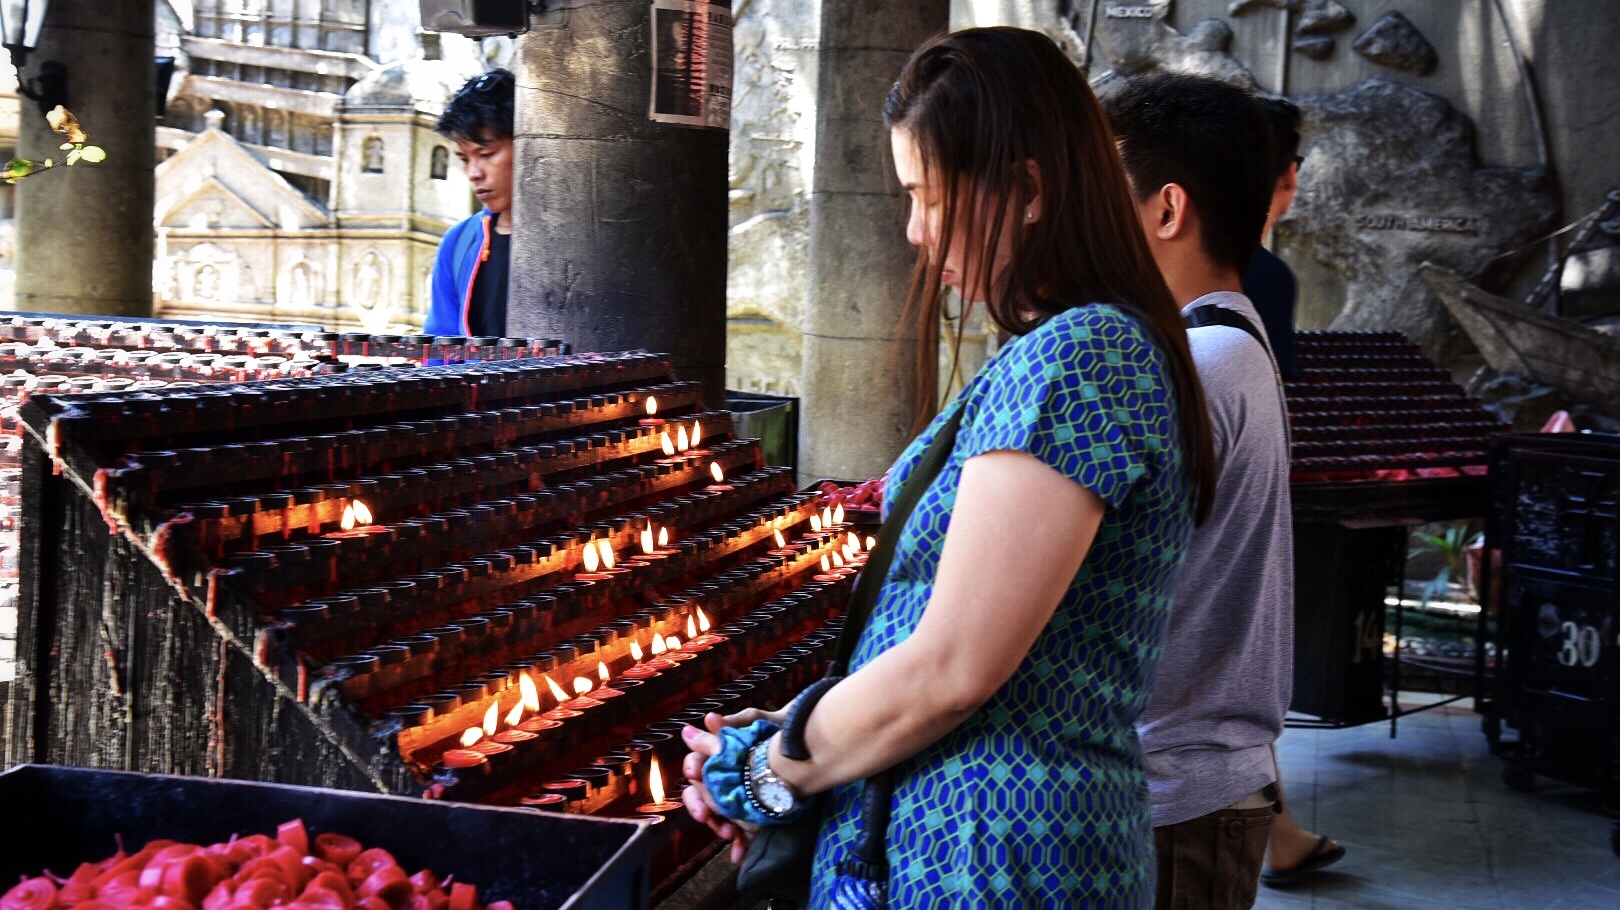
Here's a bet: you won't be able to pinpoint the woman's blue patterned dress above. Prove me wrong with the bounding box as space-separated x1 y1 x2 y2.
808 305 1193 909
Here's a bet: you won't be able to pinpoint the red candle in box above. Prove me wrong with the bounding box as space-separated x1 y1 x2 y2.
638 396 665 427
518 716 562 734
687 606 726 649
705 461 734 492
439 748 486 770
685 419 711 456
537 673 585 720
591 663 625 699
637 755 682 815
662 634 697 662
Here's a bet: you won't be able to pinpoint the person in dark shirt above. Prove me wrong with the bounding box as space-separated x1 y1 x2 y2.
1242 96 1302 379
426 69 515 338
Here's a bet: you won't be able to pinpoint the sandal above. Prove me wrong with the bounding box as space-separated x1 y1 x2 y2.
1261 835 1345 886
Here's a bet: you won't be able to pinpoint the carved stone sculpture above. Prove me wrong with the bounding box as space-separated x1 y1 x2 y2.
1352 11 1438 75
1283 78 1553 362
1092 1 1256 88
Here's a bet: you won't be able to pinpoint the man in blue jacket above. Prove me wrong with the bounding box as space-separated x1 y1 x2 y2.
427 69 515 337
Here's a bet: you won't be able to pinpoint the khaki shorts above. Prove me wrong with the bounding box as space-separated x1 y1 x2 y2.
1153 797 1277 910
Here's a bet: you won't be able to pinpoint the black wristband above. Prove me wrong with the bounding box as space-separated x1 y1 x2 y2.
780 676 842 761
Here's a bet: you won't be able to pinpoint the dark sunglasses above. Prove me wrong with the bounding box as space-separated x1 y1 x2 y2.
467 71 511 94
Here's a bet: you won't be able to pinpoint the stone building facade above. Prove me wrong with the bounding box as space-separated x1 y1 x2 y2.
149 0 494 332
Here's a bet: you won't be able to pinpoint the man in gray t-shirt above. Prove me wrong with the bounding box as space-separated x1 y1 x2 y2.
1106 74 1294 910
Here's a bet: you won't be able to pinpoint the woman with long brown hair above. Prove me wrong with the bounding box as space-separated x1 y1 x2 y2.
681 27 1215 908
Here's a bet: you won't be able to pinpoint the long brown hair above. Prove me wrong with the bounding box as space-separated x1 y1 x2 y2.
885 27 1217 522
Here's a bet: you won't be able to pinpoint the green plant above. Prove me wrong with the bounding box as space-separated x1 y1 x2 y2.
3 105 107 184
1409 523 1483 607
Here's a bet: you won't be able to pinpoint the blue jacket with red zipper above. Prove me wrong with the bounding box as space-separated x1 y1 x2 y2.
425 209 492 336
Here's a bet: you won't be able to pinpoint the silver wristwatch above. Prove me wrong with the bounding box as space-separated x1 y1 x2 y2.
745 739 800 819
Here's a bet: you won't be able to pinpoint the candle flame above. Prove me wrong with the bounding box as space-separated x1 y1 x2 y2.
630 640 644 661
504 699 523 728
821 554 831 572
650 635 667 656
658 526 669 546
822 506 833 528
573 677 593 696
645 396 658 416
597 538 616 569
811 514 822 533
866 535 876 550
598 662 611 683
544 673 568 703
665 635 681 651
774 529 786 548
582 542 600 573
642 526 655 555
686 615 698 638
848 531 860 552
661 431 675 456
460 726 483 747
833 550 846 568
520 672 541 713
482 701 499 737
677 425 690 452
340 503 356 531
648 755 666 804
353 500 373 525
709 462 724 483
696 605 711 632
692 421 703 446
833 503 845 525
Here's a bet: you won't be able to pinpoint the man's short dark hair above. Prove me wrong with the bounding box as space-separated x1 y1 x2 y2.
437 69 515 144
1102 73 1276 275
1258 95 1302 180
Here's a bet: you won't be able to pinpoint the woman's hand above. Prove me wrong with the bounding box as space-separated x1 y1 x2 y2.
679 707 786 863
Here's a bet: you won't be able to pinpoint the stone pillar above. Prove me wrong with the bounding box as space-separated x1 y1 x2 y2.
797 0 948 482
13 0 154 317
508 0 730 405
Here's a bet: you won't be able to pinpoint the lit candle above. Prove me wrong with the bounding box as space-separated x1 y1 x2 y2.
687 607 725 649
638 396 665 427
706 462 733 492
636 755 682 814
676 425 690 452
563 676 604 711
592 662 624 699
541 674 582 721
495 674 542 743
664 634 696 662
621 639 663 679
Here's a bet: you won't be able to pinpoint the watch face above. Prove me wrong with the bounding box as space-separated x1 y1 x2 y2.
758 779 797 815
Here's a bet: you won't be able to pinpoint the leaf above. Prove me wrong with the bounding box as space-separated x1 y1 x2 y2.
60 142 73 151
5 159 32 178
65 149 81 165
78 146 106 163
41 158 52 167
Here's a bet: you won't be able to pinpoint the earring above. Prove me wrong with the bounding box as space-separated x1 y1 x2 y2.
1025 209 1035 222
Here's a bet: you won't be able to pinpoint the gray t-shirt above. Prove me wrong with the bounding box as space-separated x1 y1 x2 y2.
1138 291 1294 827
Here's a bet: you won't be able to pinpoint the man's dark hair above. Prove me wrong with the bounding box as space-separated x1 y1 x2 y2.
1258 95 1301 179
437 69 515 144
1102 73 1276 275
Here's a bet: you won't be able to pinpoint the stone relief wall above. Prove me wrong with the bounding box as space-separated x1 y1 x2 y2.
937 0 1620 407
724 0 820 397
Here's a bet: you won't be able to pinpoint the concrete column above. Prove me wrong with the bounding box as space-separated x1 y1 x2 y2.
13 0 154 317
797 0 949 482
508 0 730 406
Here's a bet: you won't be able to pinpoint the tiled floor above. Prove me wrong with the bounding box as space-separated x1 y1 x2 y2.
1258 697 1619 910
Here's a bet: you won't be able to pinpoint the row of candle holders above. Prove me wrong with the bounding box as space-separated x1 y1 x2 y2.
0 315 567 363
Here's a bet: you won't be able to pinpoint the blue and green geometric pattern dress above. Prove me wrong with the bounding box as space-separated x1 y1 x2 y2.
808 304 1193 909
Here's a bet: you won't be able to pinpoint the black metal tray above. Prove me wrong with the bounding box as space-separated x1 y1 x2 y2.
0 765 653 910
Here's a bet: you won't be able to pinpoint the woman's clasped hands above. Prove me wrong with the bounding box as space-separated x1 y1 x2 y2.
680 706 788 863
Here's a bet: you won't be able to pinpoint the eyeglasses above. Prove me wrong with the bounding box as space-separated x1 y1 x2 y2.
1293 154 1305 168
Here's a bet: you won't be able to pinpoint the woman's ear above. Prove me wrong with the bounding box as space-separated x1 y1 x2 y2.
1019 158 1044 225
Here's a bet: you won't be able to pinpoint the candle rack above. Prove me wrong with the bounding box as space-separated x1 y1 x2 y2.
2 348 863 888
0 315 570 687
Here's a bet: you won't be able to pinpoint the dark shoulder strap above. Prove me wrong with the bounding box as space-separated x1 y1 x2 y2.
1184 304 1269 352
776 402 965 762
828 403 964 676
